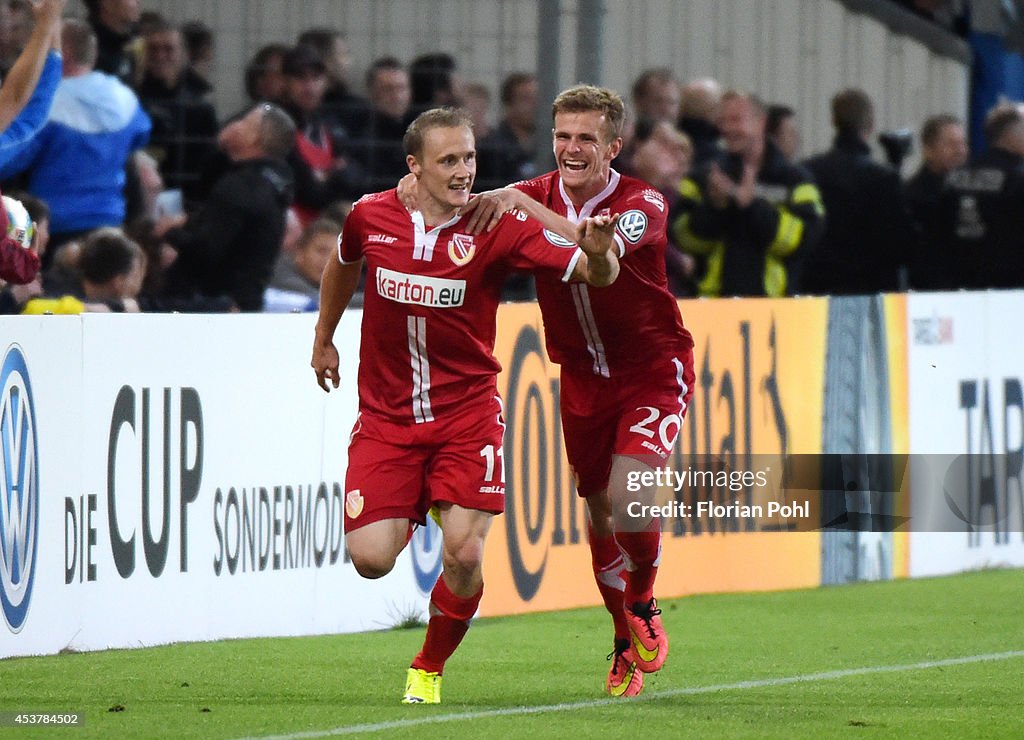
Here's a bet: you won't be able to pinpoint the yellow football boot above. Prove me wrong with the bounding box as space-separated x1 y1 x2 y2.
402 667 441 704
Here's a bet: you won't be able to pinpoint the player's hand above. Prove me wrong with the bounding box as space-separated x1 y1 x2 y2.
462 187 520 234
575 213 620 256
311 341 341 393
396 173 419 212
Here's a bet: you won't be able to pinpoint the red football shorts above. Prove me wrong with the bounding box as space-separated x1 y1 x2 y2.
343 395 507 532
560 350 695 497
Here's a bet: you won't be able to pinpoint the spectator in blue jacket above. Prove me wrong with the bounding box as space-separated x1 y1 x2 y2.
0 17 150 250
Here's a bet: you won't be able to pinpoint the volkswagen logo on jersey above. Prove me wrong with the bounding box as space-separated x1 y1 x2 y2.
0 345 40 633
617 210 648 244
448 233 476 266
410 517 443 595
543 229 576 248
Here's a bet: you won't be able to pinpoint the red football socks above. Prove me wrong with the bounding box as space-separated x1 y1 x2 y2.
411 575 482 675
616 521 662 605
588 522 630 640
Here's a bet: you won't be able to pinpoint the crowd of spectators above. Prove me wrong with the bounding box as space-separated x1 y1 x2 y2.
1 0 1022 314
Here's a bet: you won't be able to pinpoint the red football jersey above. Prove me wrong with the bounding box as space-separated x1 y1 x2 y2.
339 189 582 423
515 169 694 377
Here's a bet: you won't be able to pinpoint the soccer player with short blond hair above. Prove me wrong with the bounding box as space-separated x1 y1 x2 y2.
312 106 621 704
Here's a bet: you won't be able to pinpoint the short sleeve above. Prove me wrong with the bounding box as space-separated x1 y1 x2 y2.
337 203 364 264
503 213 581 283
613 187 669 258
512 177 547 202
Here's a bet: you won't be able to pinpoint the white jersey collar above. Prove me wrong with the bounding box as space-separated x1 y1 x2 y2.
558 168 621 224
410 210 461 262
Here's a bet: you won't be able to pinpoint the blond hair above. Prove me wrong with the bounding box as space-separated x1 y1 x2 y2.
551 85 625 141
403 107 474 158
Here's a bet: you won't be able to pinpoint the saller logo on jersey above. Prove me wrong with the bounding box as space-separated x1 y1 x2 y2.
376 267 466 307
617 210 648 244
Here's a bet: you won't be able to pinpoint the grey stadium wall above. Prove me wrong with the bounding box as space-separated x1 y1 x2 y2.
77 0 970 170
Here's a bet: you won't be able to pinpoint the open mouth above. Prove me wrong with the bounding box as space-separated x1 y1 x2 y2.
448 182 470 192
561 159 588 173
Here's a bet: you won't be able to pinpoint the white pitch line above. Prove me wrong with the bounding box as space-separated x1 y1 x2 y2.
242 650 1024 739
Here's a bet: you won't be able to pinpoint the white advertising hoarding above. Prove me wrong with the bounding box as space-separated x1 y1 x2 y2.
0 314 437 659
907 292 1024 577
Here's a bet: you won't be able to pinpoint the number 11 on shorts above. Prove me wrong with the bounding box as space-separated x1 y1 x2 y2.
480 444 505 482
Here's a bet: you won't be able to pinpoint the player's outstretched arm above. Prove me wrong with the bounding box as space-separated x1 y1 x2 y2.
312 256 362 392
571 214 620 287
395 175 580 243
463 186 580 240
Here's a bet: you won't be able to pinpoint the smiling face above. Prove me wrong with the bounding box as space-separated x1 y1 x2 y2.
718 95 765 157
407 124 476 223
553 109 622 204
145 29 185 86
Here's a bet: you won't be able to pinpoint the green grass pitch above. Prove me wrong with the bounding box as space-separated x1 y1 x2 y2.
1 569 1021 738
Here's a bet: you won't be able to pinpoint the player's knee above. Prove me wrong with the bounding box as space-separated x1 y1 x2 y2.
349 548 397 579
442 536 484 575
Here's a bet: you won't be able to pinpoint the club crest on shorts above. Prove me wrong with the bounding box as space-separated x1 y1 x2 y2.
543 229 576 248
448 233 475 266
345 489 364 519
617 210 648 244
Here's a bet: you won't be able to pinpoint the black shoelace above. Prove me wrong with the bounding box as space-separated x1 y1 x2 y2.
630 598 662 640
606 637 632 672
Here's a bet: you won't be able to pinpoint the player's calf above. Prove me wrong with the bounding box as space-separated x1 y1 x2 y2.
405 506 492 703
